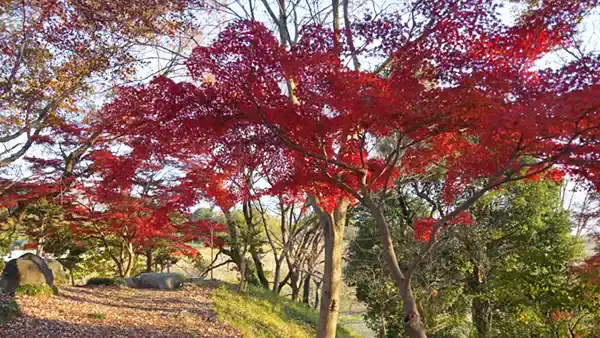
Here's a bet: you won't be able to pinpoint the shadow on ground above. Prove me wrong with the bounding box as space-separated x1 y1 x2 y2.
0 285 241 338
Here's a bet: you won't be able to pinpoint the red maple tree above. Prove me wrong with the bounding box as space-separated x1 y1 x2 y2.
99 1 600 336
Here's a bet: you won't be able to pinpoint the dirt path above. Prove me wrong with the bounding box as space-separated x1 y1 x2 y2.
0 284 242 337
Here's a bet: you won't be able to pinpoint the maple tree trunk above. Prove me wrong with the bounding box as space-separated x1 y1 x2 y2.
399 280 426 338
145 249 153 273
310 196 347 338
37 218 46 256
364 195 427 338
317 216 344 338
122 243 135 278
241 202 270 289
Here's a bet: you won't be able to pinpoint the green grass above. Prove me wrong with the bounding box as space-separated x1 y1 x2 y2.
87 312 106 320
212 284 362 338
14 284 57 297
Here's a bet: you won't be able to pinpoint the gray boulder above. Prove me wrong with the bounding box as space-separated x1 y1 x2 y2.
124 276 142 288
45 259 67 285
137 273 184 290
0 253 55 294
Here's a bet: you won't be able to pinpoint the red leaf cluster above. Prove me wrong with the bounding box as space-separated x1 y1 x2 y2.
98 1 600 215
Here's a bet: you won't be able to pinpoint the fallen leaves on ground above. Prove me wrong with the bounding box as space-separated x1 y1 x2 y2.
0 284 242 337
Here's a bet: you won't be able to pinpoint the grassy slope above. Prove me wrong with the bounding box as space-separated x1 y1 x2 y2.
212 284 362 338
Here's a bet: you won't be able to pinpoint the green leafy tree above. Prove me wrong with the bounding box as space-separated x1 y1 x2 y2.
345 180 584 337
21 198 65 255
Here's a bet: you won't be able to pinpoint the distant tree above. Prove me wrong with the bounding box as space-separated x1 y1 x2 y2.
187 219 227 279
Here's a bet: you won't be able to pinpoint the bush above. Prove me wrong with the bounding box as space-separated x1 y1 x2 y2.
86 277 123 286
0 297 20 325
14 284 57 297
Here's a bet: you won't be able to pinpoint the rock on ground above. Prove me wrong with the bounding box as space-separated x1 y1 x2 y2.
0 253 55 294
137 273 185 290
45 259 67 285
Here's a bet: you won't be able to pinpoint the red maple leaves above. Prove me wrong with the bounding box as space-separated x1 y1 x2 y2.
100 5 600 217
2 1 599 267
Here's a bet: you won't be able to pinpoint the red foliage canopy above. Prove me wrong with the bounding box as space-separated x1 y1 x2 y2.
99 1 599 242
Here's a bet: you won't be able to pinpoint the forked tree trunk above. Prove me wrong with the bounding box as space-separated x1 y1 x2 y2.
364 194 427 338
287 258 301 301
291 279 301 301
302 274 311 304
310 196 348 338
251 249 270 289
400 280 426 338
314 279 321 309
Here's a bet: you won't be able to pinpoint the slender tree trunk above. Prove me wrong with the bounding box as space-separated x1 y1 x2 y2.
399 280 426 338
37 218 46 256
239 248 248 291
116 261 124 277
310 196 348 338
277 272 291 294
69 268 75 286
273 259 282 293
210 238 214 280
145 249 153 272
302 273 311 304
314 279 321 309
379 313 387 338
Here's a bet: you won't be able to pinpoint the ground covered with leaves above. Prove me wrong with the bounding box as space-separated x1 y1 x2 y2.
0 284 242 337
